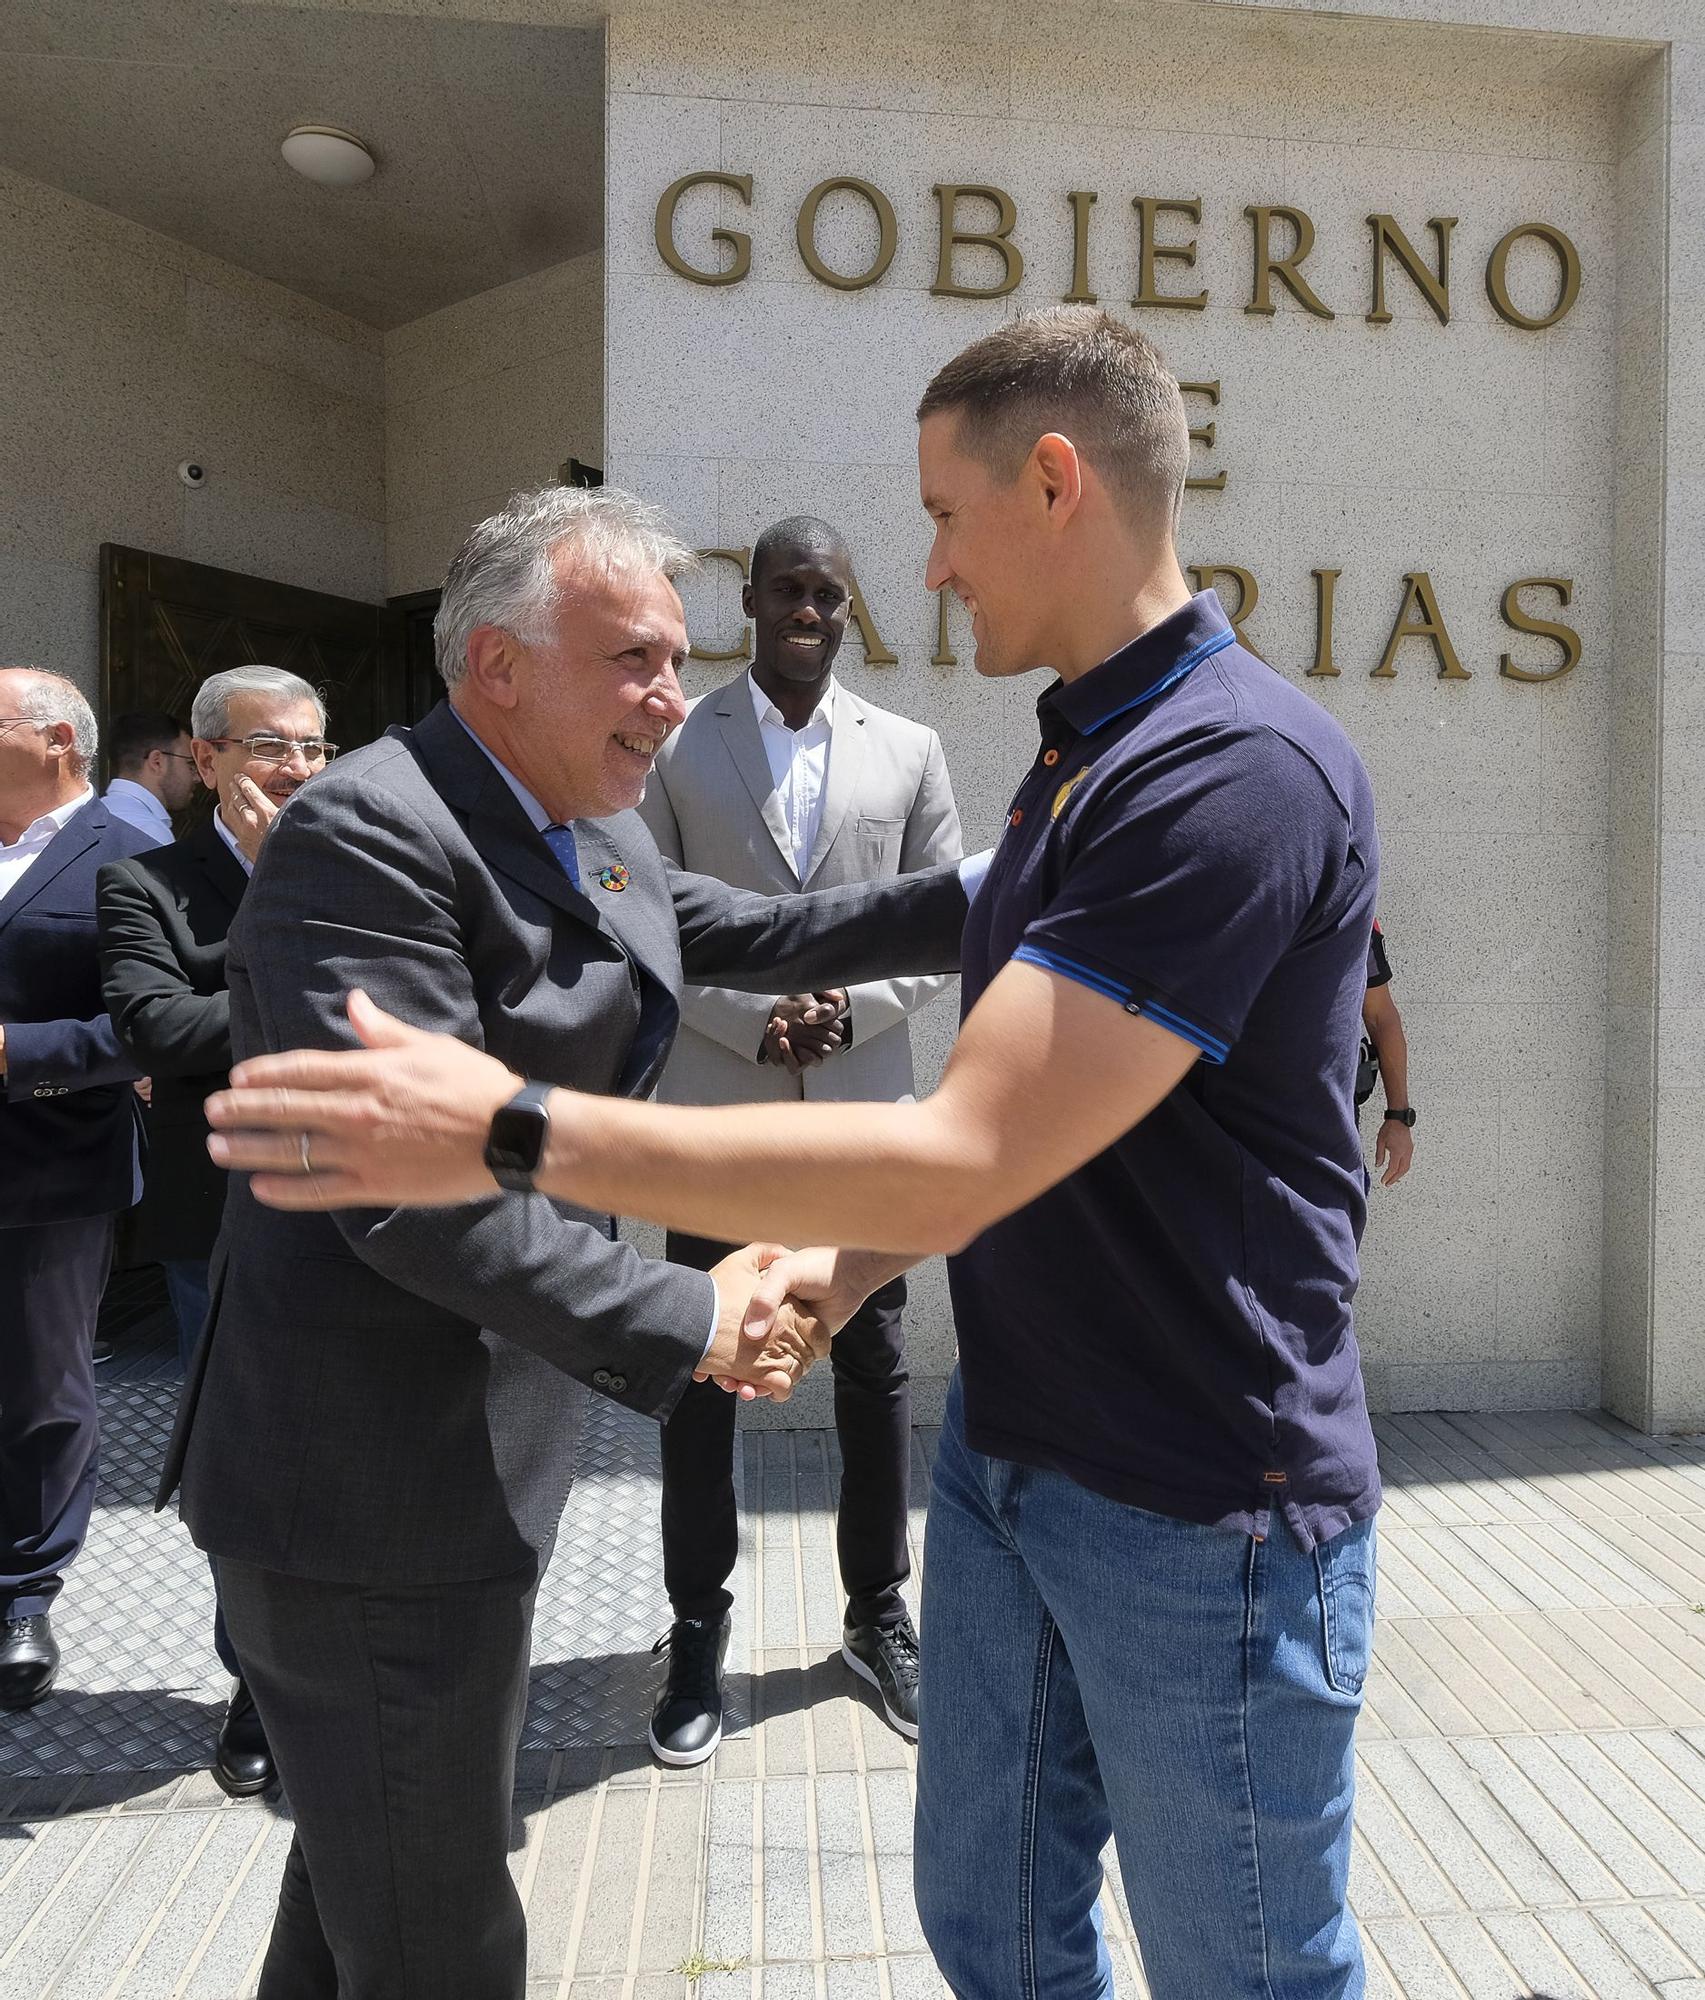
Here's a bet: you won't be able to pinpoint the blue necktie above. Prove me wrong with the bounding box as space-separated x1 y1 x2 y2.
542 823 582 892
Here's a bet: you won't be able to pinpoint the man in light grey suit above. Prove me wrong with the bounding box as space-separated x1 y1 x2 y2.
638 517 962 1761
158 488 971 1999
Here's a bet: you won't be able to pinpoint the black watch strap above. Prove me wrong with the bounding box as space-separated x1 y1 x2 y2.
1383 1106 1417 1127
485 1080 554 1193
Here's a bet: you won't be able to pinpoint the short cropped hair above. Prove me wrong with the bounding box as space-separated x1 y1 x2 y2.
191 667 326 742
435 484 700 690
10 670 98 778
108 709 189 774
916 308 1190 537
750 516 850 586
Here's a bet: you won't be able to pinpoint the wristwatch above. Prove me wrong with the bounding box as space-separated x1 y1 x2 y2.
1382 1106 1417 1128
485 1080 554 1192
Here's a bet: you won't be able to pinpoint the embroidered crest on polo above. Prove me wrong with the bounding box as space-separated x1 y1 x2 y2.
1051 768 1091 820
597 863 630 893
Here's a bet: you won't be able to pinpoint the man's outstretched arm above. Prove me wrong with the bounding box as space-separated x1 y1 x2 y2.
205 962 1199 1258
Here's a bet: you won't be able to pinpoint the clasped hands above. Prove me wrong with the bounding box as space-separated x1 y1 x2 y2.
698 1242 866 1403
761 990 848 1075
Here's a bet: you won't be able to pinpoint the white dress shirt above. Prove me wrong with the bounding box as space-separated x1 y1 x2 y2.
749 671 834 881
102 777 173 848
0 786 95 904
213 806 254 877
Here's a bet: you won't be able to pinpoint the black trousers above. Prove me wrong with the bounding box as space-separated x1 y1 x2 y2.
661 1231 911 1631
219 1555 542 2000
0 1214 113 1620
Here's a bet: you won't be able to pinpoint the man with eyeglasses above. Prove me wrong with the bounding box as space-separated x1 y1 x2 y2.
101 710 199 847
97 664 332 1791
0 668 158 1709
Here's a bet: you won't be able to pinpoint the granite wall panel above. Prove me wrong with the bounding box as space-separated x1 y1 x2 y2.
606 8 1637 1417
0 166 384 697
383 250 605 597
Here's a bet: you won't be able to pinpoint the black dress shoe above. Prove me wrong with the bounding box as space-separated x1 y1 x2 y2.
647 1614 730 1767
0 1613 59 1710
214 1679 277 1798
842 1613 920 1740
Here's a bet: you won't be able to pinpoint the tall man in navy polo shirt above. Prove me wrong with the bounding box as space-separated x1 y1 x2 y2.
205 310 1382 1999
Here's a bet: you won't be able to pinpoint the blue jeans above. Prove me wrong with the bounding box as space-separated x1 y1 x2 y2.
162 1258 239 1681
915 1373 1373 2000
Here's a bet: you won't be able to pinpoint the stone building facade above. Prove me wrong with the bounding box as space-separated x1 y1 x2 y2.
2 0 1700 1429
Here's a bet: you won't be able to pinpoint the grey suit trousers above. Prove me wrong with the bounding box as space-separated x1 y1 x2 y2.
220 1556 543 1999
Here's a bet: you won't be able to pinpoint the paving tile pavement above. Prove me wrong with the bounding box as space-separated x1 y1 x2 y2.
4 1410 1705 1996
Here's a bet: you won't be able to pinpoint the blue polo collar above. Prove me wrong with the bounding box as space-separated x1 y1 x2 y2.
1043 591 1237 739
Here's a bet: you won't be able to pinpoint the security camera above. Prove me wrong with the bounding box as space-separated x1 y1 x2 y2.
178 460 207 489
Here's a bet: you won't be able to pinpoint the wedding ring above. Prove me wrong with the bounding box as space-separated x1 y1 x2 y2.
300 1132 315 1176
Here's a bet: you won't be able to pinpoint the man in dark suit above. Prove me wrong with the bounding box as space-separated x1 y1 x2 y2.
160 486 969 1998
99 663 330 1795
0 668 157 1707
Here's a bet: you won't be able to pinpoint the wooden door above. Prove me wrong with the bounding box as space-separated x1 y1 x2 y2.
99 544 401 755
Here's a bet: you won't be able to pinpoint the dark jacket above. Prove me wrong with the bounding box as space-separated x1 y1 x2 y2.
161 701 966 1586
99 816 249 1262
0 794 156 1228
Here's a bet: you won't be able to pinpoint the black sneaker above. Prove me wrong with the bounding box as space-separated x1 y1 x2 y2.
841 1613 920 1740
647 1613 730 1767
91 1340 114 1365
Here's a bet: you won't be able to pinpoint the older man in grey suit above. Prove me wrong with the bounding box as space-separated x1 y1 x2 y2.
158 487 972 2000
638 517 962 1762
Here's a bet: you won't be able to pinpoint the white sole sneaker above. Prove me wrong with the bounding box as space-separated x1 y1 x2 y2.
647 1717 722 1767
840 1640 920 1740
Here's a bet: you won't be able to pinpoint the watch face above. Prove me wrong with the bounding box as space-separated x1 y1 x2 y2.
486 1101 548 1175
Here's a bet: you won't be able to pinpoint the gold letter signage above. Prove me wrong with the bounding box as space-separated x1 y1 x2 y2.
1373 572 1469 679
796 177 898 291
1499 578 1581 680
694 555 1580 681
1367 214 1455 327
1064 191 1098 303
655 172 753 286
1486 223 1582 332
1244 206 1333 320
655 173 1589 687
1132 196 1209 310
651 174 1581 334
931 185 1024 298
688 549 753 663
1179 381 1226 492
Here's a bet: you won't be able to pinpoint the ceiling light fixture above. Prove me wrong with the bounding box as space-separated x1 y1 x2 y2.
280 126 376 189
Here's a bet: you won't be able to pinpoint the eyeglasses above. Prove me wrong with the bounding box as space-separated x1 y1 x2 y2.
208 734 338 766
0 717 49 736
158 751 198 766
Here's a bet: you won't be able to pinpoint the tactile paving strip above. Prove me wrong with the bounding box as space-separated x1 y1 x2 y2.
0 1381 750 1776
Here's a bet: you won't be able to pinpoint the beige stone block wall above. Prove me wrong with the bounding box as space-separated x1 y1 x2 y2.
605 6 1633 1423
1649 37 1705 1431
383 252 605 598
0 166 385 702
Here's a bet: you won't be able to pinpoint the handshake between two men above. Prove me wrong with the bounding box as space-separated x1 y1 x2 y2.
696 1239 841 1403
207 987 891 1405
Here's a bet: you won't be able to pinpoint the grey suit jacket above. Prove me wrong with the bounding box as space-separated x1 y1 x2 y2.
639 678 962 1106
159 701 967 1586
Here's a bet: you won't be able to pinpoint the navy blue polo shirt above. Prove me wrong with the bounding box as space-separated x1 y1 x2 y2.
951 591 1381 1550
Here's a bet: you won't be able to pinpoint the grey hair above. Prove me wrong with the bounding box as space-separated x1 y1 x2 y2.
434 484 700 689
191 666 326 742
13 670 97 778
